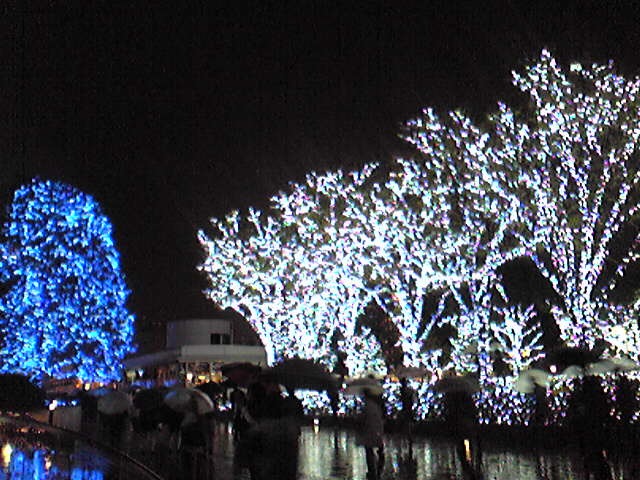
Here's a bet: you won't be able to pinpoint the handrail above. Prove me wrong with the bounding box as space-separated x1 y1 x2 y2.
0 415 165 480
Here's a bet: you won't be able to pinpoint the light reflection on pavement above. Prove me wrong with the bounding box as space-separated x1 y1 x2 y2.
208 422 602 480
4 416 636 479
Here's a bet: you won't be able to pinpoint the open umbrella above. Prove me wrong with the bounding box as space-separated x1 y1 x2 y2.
588 357 640 375
220 362 261 387
395 366 430 379
545 346 602 372
343 376 384 396
433 375 480 394
164 387 214 415
97 390 132 415
514 368 551 393
196 381 223 399
265 358 339 392
613 357 640 372
133 388 165 411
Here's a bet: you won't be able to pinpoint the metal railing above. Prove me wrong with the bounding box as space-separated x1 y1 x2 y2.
0 415 165 480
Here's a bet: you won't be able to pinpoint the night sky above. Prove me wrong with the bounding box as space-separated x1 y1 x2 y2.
1 2 639 350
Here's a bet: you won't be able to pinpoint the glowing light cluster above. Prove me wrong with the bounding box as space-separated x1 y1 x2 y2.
199 167 385 378
510 50 640 354
200 51 640 423
0 179 135 382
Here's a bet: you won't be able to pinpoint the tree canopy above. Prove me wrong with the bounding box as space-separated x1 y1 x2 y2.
0 179 135 382
199 51 640 420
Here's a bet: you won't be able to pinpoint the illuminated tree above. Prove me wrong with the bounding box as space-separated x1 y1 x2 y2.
199 167 386 375
489 299 543 376
0 179 135 382
200 51 640 422
512 50 640 355
357 105 530 374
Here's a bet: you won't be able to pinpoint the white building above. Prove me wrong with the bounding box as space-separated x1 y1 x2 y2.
124 312 267 386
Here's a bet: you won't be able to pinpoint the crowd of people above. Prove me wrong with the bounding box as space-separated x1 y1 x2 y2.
62 369 637 480
77 376 482 480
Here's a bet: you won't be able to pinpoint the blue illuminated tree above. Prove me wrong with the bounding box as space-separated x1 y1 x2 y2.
0 179 135 382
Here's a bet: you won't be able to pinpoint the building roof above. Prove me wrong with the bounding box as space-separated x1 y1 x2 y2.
123 344 267 370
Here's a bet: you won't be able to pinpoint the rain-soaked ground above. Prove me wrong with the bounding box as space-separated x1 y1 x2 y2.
209 422 638 480
3 414 639 479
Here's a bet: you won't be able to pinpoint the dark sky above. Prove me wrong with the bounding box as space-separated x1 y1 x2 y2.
1 2 639 349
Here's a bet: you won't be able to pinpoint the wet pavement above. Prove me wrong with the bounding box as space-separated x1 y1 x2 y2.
5 412 640 479
207 422 637 480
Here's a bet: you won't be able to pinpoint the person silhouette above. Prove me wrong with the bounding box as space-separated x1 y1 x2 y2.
357 388 385 480
399 377 416 447
443 390 483 479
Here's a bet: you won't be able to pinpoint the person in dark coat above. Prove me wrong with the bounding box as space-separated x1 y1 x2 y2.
230 387 249 442
399 377 416 445
357 388 385 480
443 390 483 479
567 375 612 479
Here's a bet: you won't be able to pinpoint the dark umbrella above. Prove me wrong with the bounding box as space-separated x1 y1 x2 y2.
264 358 339 392
0 374 45 413
196 381 222 399
133 388 165 411
433 375 480 394
221 362 261 387
545 346 603 373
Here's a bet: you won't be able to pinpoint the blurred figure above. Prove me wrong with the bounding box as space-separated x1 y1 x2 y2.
532 384 549 426
567 376 612 480
583 449 613 480
614 376 638 426
399 377 416 446
235 379 299 480
330 351 349 422
443 391 483 479
230 387 249 442
357 388 385 480
282 387 304 435
98 410 129 446
79 390 98 430
178 398 210 480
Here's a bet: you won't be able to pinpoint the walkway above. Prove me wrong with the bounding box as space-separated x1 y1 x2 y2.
33 407 640 479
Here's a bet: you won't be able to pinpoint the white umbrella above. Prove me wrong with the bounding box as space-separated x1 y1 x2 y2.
612 357 640 372
514 368 551 393
559 365 585 378
343 377 384 396
584 357 640 375
97 390 132 415
164 387 214 415
549 356 640 379
586 359 617 376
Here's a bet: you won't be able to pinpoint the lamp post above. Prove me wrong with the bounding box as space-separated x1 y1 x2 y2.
48 399 58 425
